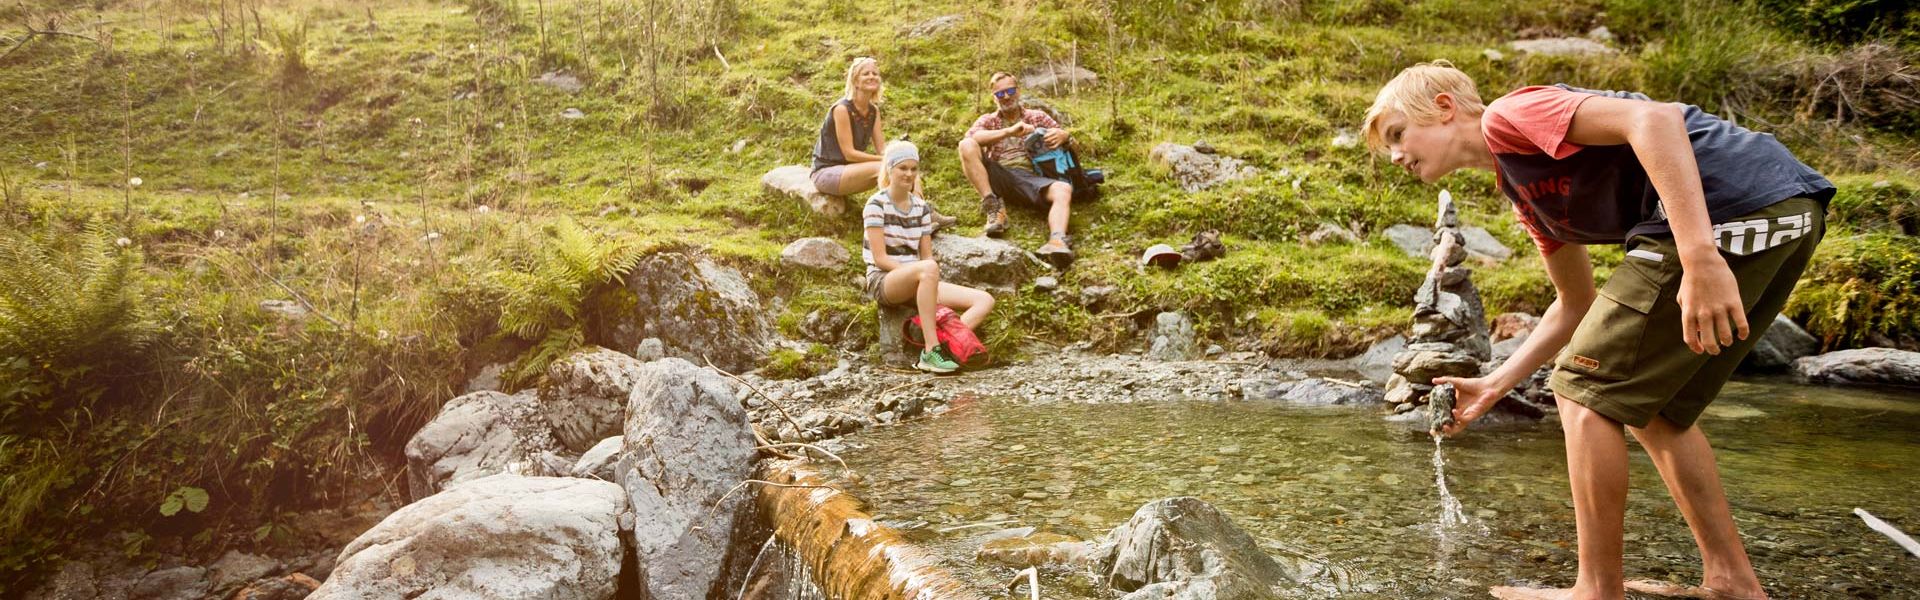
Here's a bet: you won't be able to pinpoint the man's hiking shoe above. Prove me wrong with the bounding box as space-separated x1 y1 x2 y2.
928 209 960 233
915 347 960 374
981 194 1009 238
1037 235 1075 269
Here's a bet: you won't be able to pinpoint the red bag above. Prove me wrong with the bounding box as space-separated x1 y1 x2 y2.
902 307 989 366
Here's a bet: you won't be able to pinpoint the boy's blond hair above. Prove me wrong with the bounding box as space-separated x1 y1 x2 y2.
1362 60 1485 154
843 57 883 104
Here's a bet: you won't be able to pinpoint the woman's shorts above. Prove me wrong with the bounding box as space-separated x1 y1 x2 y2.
811 165 864 197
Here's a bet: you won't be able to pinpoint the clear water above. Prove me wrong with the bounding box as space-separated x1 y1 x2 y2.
826 379 1920 599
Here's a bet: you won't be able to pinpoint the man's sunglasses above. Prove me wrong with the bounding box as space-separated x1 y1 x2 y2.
993 87 1018 101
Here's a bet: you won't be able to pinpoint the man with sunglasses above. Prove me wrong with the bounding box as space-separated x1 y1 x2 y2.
958 71 1076 267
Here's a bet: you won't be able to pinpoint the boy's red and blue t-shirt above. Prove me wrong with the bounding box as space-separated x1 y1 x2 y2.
1481 85 1834 256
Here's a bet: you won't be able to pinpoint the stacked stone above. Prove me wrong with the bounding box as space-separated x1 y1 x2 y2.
1385 191 1492 413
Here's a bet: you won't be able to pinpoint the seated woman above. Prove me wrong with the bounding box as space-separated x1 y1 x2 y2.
862 141 994 373
812 57 957 230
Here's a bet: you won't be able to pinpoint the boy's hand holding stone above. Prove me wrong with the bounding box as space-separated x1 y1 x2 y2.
1678 254 1749 355
1431 375 1512 437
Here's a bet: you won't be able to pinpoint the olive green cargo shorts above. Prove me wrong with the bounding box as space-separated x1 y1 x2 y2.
1550 197 1826 428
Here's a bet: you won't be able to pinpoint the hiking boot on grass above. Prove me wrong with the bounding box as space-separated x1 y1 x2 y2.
915 346 960 374
1037 232 1075 269
981 194 1009 238
928 207 960 233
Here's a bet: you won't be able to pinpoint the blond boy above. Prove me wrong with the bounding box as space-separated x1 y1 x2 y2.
1364 60 1833 600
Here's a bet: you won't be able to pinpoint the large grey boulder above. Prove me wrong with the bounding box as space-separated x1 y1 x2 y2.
310 475 624 600
1510 37 1615 57
616 358 757 600
761 165 841 216
929 235 1043 293
613 253 773 373
207 551 279 595
1022 62 1099 95
1148 312 1198 361
1744 315 1821 371
570 435 624 481
1273 378 1381 407
404 391 564 500
543 348 647 452
1093 497 1306 600
1382 224 1432 258
779 237 849 270
1150 143 1256 192
129 567 209 600
904 14 962 38
1351 335 1406 383
1792 348 1920 388
1458 226 1513 261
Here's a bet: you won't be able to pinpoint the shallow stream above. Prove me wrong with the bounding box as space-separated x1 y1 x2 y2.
825 379 1920 598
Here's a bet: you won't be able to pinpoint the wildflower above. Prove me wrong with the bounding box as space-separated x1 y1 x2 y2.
128 177 143 187
427 232 442 241
115 237 131 247
214 229 227 239
355 215 367 224
475 205 491 214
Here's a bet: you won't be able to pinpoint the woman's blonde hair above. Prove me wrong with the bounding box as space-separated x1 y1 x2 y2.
1362 60 1485 154
843 57 884 104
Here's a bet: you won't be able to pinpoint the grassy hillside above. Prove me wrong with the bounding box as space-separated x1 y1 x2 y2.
1 0 1916 590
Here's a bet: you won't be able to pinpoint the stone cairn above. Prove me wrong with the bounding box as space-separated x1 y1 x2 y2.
1385 191 1492 414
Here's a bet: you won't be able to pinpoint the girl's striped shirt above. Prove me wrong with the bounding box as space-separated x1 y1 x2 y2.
862 189 930 276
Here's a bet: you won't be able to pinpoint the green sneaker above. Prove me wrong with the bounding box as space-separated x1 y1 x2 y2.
916 347 959 374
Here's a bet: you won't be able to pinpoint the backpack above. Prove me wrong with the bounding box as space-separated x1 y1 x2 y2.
1023 129 1105 204
901 307 989 366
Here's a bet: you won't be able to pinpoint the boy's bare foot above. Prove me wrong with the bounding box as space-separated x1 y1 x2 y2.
1489 586 1575 600
1624 579 1766 600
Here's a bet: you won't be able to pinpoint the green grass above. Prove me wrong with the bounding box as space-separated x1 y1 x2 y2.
1 0 1917 591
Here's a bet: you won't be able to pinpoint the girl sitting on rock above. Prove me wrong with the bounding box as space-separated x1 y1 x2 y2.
811 56 957 230
862 141 994 373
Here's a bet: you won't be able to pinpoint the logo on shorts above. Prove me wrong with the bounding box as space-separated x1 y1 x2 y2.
1569 355 1601 370
1712 211 1812 256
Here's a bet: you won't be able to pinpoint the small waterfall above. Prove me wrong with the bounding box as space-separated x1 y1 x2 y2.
753 460 986 600
1431 435 1469 531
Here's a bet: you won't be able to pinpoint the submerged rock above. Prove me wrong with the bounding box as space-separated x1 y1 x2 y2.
310 475 624 600
1093 497 1308 599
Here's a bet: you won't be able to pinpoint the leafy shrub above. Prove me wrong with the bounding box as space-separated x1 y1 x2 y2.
1787 232 1920 347
487 219 644 388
